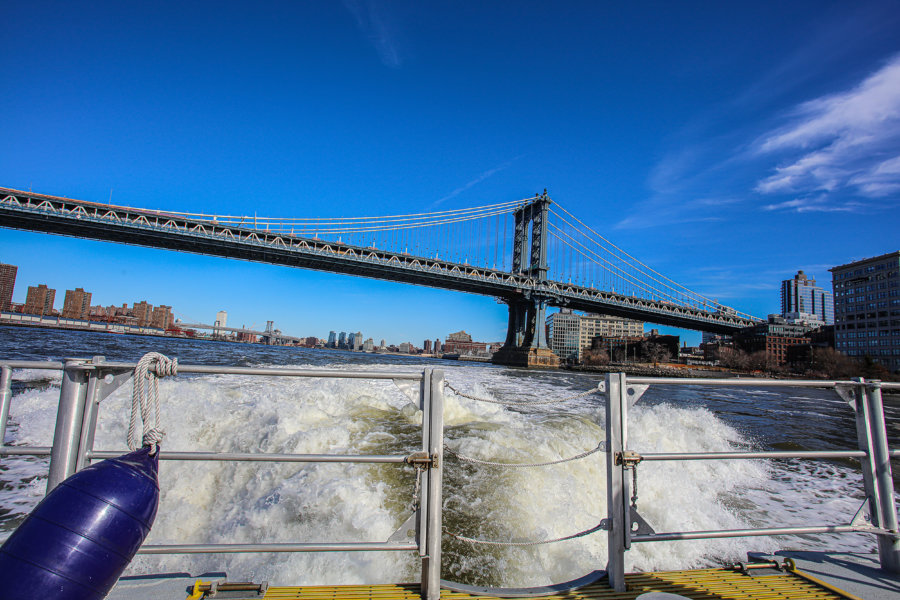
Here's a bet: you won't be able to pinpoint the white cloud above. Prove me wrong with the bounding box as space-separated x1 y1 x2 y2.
343 0 402 68
755 53 900 198
614 196 737 229
431 157 521 207
848 154 900 196
762 194 862 213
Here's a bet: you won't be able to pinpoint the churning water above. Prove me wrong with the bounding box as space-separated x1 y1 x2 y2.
1 326 897 587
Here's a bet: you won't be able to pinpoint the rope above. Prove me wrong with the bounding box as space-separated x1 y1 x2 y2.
445 442 603 468
444 382 603 406
443 521 606 546
128 352 178 453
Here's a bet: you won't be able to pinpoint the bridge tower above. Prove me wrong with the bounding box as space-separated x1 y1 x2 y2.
492 191 560 368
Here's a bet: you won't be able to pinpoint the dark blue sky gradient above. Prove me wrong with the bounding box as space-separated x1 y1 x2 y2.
2 2 899 345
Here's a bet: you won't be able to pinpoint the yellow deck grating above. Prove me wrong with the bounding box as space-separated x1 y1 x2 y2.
261 567 852 600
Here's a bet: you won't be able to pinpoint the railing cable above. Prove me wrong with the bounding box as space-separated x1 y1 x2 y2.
443 521 606 547
445 442 603 468
444 381 604 406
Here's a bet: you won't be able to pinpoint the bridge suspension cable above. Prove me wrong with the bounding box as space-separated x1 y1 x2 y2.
161 198 527 226
548 202 758 320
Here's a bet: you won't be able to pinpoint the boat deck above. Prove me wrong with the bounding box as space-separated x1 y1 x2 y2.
264 571 839 600
111 550 900 600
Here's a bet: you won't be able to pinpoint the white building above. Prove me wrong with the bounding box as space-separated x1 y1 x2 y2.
547 309 644 362
214 310 227 336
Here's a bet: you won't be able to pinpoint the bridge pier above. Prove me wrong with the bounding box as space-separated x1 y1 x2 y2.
492 297 559 368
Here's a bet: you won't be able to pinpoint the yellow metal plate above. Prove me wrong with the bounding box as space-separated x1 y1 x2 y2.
261 567 849 600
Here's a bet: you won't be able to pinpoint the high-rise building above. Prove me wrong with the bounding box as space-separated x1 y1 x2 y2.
151 305 173 330
781 270 833 326
353 332 363 351
547 309 644 362
0 263 16 312
328 331 337 347
214 310 228 335
434 339 442 354
133 301 154 327
363 338 375 352
423 339 433 353
62 288 92 319
547 309 581 361
24 284 55 316
831 251 900 372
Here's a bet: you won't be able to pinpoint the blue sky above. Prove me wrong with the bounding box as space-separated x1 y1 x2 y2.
2 1 899 346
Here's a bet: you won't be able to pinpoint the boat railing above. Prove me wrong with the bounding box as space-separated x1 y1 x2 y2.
0 357 445 600
2 358 899 598
603 373 900 592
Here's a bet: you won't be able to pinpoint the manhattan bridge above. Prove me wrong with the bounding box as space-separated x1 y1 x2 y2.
0 187 760 367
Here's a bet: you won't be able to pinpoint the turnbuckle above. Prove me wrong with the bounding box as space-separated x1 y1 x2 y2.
406 451 438 469
615 451 643 510
614 450 643 468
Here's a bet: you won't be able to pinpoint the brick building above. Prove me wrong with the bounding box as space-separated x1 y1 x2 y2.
62 288 92 319
24 284 56 316
0 263 16 311
150 305 174 330
132 301 154 327
733 316 812 367
443 331 489 356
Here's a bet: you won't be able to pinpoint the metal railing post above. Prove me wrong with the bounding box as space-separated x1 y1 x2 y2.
863 381 900 572
420 368 444 600
76 356 105 470
46 358 90 493
0 366 12 446
605 372 627 592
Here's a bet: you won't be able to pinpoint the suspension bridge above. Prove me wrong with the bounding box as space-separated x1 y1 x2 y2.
0 187 760 367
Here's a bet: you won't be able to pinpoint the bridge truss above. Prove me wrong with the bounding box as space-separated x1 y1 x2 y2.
0 188 760 358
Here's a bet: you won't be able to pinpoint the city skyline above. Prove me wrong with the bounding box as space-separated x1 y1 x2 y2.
1 261 497 346
2 3 899 346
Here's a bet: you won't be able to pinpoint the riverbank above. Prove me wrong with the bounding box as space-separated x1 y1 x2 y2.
565 362 747 378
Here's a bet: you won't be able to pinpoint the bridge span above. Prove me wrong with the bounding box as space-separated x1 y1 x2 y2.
0 187 760 367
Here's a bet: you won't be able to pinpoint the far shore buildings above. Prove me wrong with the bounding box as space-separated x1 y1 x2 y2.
62 288 92 320
733 315 813 367
24 284 56 316
0 263 17 312
831 251 900 373
781 270 833 326
547 309 644 362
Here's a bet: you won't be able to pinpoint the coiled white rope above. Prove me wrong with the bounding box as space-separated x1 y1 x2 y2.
128 352 178 454
444 381 604 406
443 521 606 546
445 442 604 468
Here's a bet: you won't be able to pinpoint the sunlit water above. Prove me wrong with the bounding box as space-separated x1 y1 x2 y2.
1 325 897 587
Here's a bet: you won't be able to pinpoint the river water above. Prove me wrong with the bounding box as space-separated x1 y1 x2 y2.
0 325 898 587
